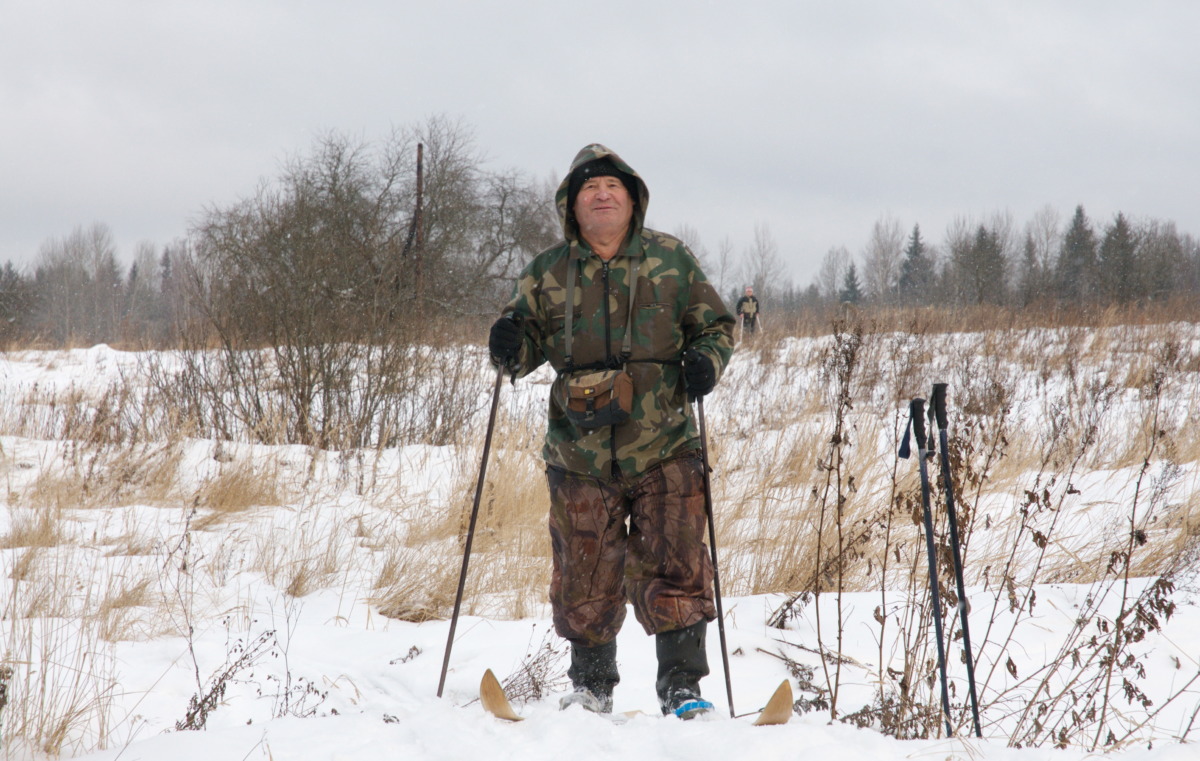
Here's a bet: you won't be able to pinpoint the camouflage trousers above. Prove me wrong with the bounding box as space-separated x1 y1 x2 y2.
547 452 716 647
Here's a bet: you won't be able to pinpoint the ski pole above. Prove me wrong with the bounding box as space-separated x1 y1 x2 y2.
694 391 735 718
437 362 506 698
930 383 983 738
900 398 953 737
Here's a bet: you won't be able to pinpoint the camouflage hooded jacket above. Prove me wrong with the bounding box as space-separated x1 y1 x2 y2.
498 144 735 479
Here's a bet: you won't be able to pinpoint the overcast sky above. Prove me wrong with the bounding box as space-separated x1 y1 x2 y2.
3 1 1197 286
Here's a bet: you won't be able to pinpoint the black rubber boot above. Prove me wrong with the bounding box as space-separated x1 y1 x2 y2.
655 621 712 717
561 640 619 713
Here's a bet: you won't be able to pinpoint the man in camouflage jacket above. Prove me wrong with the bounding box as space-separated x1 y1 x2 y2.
489 144 735 718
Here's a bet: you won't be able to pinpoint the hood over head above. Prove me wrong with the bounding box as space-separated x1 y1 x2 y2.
556 144 649 243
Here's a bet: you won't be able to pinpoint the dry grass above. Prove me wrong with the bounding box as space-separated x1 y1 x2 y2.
9 440 185 529
4 550 66 619
371 544 460 623
104 526 160 558
368 408 554 622
1 504 65 550
95 573 155 642
2 310 1196 609
1 627 119 756
7 546 40 583
246 503 352 598
436 419 553 619
23 461 90 512
193 456 283 530
2 303 1200 752
1 547 122 756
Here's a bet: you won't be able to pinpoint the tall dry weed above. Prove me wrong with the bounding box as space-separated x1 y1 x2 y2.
741 309 1200 743
1 549 121 756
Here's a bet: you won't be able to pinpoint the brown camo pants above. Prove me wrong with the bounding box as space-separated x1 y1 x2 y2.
547 452 716 647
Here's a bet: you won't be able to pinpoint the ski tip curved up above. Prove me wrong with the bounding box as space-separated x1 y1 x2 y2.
480 668 524 721
480 669 792 726
752 680 793 726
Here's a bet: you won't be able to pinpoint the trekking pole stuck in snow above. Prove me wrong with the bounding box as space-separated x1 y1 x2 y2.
437 363 507 698
694 392 736 718
899 397 953 737
929 383 983 738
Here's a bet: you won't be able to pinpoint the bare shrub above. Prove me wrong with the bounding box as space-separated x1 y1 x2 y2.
155 122 553 452
141 338 490 450
176 630 275 731
499 626 568 705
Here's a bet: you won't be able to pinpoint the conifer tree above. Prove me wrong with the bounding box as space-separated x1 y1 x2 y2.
1056 205 1097 304
1138 220 1188 302
839 262 863 304
1098 212 1139 303
1016 232 1045 306
968 225 1006 305
898 224 934 303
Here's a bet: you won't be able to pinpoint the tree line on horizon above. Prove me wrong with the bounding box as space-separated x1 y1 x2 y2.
2 117 1199 349
788 205 1200 314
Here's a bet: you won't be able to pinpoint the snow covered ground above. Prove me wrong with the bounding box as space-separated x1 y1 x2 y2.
2 332 1199 760
43 603 1200 761
19 590 1200 761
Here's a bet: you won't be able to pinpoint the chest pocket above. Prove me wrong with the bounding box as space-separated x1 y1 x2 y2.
636 273 681 358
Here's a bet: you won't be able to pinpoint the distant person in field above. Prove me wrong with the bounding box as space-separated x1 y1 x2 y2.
735 286 760 334
488 143 735 719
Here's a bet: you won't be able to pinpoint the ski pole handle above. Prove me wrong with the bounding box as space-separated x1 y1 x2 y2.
684 348 703 404
931 383 949 431
910 398 928 452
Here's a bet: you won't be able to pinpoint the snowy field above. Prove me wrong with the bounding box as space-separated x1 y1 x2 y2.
2 326 1199 760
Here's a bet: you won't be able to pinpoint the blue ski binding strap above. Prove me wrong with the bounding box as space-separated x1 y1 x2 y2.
673 699 714 719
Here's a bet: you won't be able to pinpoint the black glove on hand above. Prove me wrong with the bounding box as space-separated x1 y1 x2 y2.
683 349 716 398
489 316 523 365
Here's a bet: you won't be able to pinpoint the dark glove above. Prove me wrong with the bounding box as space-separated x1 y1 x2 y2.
683 349 716 398
489 316 523 365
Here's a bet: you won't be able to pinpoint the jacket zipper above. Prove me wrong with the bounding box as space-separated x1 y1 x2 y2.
602 261 613 365
602 260 620 480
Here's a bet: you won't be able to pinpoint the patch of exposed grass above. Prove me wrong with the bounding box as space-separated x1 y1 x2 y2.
1 505 65 550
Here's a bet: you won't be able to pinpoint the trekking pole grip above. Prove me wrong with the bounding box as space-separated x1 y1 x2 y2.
910 398 928 451
684 348 699 404
931 383 949 431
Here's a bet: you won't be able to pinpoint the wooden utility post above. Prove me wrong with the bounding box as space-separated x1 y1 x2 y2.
413 142 425 306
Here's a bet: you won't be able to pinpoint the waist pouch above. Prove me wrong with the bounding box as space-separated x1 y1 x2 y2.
561 368 634 428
